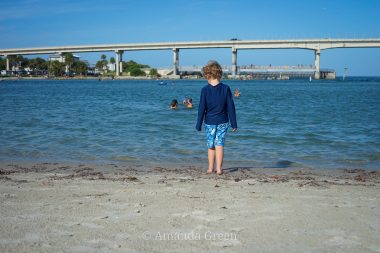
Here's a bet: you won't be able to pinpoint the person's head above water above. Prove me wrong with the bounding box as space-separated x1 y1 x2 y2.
202 60 223 81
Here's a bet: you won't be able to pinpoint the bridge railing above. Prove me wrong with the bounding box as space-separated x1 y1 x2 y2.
178 65 334 74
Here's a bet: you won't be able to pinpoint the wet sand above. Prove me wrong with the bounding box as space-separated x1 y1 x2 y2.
1 163 379 253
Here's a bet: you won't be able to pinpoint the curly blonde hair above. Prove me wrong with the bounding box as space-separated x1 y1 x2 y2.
202 60 223 80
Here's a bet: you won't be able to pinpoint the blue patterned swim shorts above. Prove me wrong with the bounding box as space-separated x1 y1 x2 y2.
205 123 229 149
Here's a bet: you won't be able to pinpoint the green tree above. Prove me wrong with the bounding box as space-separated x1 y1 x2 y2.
149 68 160 77
63 53 75 73
130 67 145 76
0 57 5 70
123 60 150 75
110 57 115 64
72 61 88 75
8 55 29 69
123 60 149 69
29 57 47 71
95 60 107 73
95 61 104 70
96 54 108 73
20 56 29 67
48 60 65 76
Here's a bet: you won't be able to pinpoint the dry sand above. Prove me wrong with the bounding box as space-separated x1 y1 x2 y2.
0 163 379 253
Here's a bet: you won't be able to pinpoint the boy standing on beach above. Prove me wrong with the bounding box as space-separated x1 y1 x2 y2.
196 60 237 175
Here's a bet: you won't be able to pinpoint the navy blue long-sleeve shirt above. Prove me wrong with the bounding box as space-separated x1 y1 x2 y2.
196 82 237 131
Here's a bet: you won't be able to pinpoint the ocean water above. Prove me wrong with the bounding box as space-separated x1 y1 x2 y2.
1 78 380 169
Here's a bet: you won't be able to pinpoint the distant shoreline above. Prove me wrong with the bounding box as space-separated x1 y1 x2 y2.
0 76 169 81
1 76 379 81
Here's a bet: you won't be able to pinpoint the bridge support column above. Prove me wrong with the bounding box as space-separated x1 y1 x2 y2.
173 48 179 76
115 50 120 76
5 56 10 71
314 49 321 80
232 48 237 77
119 51 123 74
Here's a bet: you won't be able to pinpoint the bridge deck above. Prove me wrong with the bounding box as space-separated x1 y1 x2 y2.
1 38 380 56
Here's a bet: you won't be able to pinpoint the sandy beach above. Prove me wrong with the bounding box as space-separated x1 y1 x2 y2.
0 163 379 253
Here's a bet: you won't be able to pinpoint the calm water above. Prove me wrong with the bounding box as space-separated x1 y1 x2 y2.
1 78 380 169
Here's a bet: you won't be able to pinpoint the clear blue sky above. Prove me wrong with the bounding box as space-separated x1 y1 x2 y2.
1 0 379 75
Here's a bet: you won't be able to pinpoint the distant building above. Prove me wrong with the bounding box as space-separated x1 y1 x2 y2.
48 54 80 63
156 68 173 76
48 54 81 73
107 63 116 72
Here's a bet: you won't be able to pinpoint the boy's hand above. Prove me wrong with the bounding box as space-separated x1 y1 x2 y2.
232 128 237 132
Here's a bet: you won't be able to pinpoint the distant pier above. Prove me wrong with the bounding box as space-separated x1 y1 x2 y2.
179 65 336 80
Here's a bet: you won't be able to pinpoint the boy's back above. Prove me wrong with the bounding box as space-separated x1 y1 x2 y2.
196 82 237 131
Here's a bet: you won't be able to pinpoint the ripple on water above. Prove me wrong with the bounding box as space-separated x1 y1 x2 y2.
174 149 194 155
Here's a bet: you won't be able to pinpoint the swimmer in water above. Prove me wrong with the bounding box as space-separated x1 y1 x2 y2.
170 99 178 110
234 88 241 98
182 96 193 108
186 96 193 108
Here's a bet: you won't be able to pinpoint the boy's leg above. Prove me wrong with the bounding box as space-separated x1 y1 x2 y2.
205 124 217 174
207 148 216 173
214 123 229 175
215 146 224 174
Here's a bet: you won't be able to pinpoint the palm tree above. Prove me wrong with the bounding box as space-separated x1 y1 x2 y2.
63 53 74 74
99 54 108 73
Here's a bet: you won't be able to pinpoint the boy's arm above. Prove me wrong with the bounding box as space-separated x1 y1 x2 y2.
196 88 206 131
227 87 237 130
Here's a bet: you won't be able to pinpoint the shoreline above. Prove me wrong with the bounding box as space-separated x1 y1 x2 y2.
1 162 379 252
1 161 379 184
2 158 380 172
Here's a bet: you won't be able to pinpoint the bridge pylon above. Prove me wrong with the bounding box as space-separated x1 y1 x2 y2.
232 47 237 77
314 49 321 79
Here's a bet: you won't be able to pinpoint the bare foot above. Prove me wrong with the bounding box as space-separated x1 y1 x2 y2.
207 168 214 174
217 170 223 175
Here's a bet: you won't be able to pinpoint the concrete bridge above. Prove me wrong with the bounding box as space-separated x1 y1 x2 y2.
1 38 380 79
